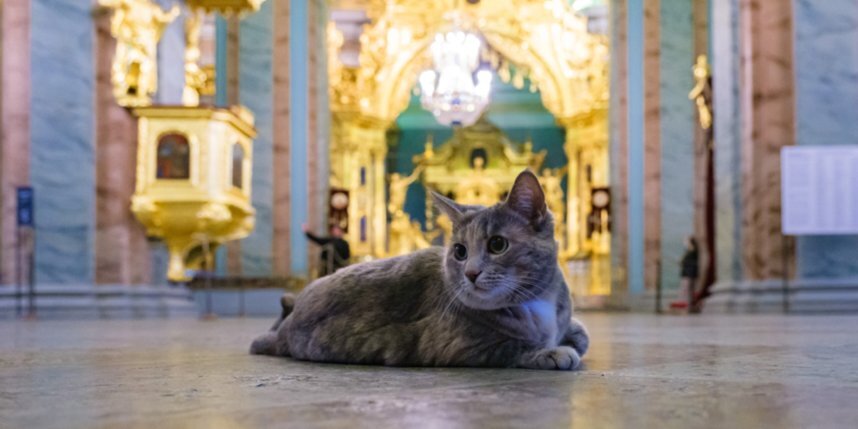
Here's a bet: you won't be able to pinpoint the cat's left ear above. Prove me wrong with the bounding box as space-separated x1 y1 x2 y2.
431 191 465 224
505 169 547 225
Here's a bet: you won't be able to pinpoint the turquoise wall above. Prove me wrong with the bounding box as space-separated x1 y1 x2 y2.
30 0 96 284
392 74 567 227
239 0 274 276
793 0 858 279
659 0 696 292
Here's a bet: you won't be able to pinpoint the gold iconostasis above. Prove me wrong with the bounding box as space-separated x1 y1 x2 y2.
326 0 611 296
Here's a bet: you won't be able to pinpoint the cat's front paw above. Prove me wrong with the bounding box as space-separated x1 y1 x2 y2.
519 346 581 370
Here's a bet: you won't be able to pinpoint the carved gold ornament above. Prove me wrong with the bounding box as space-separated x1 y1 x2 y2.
99 0 179 107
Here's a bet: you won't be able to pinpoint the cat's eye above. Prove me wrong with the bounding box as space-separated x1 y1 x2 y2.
487 236 509 254
453 244 468 261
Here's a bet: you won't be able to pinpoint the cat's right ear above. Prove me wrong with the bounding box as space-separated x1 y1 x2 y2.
431 191 464 224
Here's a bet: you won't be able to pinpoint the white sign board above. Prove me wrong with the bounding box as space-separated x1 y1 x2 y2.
781 146 858 235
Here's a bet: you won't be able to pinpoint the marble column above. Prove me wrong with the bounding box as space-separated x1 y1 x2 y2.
30 0 96 284
738 0 795 282
712 0 743 284
0 0 30 286
215 15 243 275
642 0 661 292
94 9 150 285
706 0 798 312
239 0 274 276
608 0 629 299
306 0 331 274
271 0 292 277
626 0 645 296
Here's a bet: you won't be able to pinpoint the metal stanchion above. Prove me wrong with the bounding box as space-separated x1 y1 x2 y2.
15 227 22 317
782 235 790 314
239 280 246 318
198 235 217 320
655 260 662 314
15 187 36 320
27 233 36 320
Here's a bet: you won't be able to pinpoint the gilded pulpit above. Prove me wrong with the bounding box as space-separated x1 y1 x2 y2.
131 106 256 282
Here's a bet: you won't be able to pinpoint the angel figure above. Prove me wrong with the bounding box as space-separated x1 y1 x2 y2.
388 165 424 216
688 55 713 131
100 0 180 106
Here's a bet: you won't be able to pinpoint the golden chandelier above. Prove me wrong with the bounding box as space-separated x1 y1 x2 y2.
329 0 609 125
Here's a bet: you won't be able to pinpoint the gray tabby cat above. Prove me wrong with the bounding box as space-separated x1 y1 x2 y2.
250 170 589 370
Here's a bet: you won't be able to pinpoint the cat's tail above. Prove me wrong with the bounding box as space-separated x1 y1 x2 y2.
269 293 296 331
249 293 295 356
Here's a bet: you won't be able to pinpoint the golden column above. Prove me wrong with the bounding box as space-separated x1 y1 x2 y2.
561 110 610 258
331 115 390 259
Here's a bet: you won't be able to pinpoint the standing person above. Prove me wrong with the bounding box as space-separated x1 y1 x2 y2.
671 236 699 312
302 223 351 277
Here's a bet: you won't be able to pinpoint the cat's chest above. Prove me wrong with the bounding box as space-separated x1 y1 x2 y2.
521 299 558 341
492 299 558 346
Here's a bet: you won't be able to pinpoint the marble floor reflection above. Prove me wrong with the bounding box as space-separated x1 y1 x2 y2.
2 313 857 428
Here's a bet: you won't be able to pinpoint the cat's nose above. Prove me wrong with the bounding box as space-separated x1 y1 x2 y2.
465 269 482 284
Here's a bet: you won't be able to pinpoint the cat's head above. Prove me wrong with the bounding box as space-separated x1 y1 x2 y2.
432 169 558 310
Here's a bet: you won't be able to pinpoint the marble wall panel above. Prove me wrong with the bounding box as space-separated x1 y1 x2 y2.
289 0 310 275
659 0 696 292
30 0 95 284
794 0 858 279
1 0 31 285
239 0 274 276
155 0 183 104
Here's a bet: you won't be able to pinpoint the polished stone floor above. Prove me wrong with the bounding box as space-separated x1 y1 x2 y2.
2 313 858 428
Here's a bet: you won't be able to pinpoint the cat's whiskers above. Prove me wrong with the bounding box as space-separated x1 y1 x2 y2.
511 282 543 302
439 285 466 321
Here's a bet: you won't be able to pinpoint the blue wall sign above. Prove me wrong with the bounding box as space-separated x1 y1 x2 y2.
16 187 34 227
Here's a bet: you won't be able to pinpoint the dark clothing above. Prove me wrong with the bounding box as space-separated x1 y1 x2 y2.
305 231 351 276
680 248 699 279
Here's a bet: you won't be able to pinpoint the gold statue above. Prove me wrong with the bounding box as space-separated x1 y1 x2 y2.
388 165 424 216
100 0 179 107
540 167 567 217
540 166 568 242
388 213 435 256
182 9 208 106
435 213 453 246
688 54 712 130
456 156 500 206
